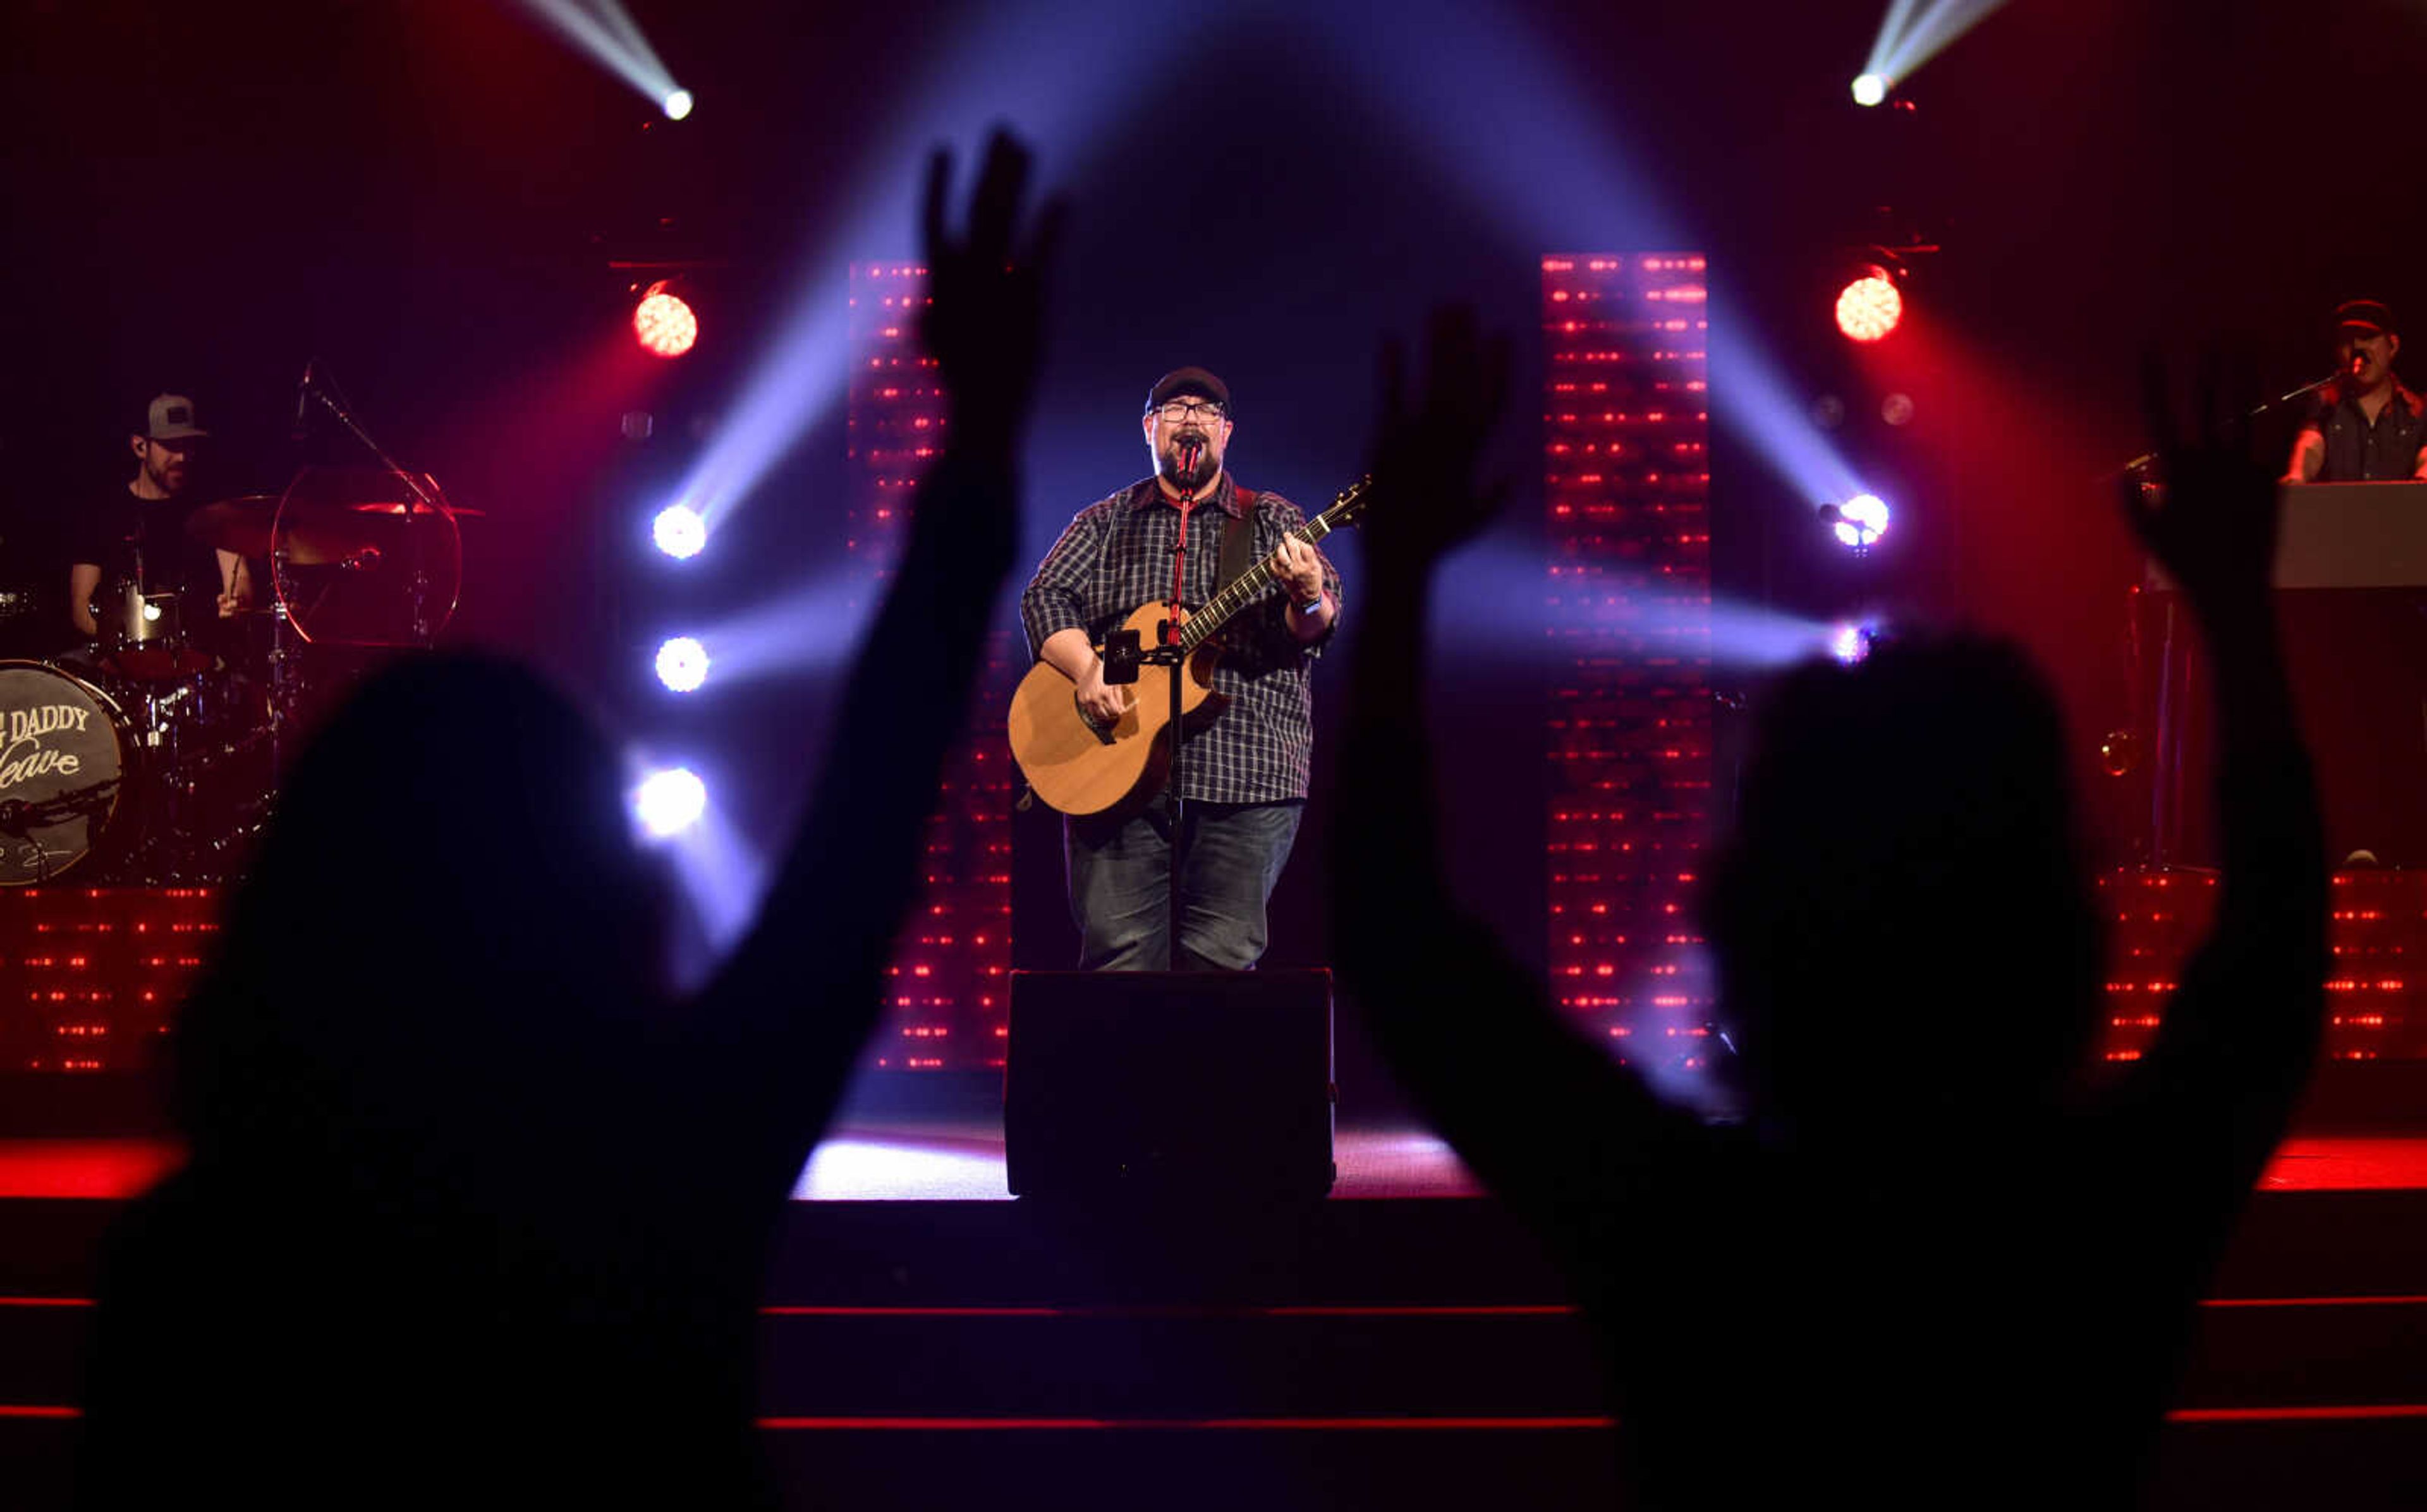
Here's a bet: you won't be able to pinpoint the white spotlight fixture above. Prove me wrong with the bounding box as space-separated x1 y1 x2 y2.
652 502 707 560
633 767 708 839
662 88 693 121
1851 73 1889 107
1827 493 1892 549
655 636 710 692
1828 623 1872 665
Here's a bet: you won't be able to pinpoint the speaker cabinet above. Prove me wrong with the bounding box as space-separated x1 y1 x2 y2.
1004 969 1336 1201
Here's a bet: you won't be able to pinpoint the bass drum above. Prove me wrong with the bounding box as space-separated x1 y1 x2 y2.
0 661 133 884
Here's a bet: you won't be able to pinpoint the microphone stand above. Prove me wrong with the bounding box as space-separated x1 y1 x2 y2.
2110 368 2338 870
1158 440 1204 970
2106 371 2340 481
283 365 447 826
296 365 442 646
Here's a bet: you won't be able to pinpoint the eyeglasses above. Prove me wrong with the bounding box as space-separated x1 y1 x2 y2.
1152 400 1227 423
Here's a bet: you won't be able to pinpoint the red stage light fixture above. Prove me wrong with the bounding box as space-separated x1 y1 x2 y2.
1834 266 1902 342
634 281 698 358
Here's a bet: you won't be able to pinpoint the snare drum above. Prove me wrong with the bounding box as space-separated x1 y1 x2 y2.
100 581 215 681
0 660 132 884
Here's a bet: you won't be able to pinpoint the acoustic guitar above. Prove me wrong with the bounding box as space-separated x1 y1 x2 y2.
1007 477 1372 816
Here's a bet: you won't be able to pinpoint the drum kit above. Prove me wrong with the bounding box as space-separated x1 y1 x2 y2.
0 466 469 885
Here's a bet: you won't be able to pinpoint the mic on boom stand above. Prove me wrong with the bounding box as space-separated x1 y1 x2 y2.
291 359 317 440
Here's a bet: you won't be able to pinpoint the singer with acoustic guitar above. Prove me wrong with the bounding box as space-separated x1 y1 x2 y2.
1015 366 1342 971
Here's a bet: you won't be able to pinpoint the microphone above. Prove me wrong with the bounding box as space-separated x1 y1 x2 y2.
1174 437 1204 485
292 359 316 440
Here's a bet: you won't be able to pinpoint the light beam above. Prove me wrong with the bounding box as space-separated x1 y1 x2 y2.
1859 0 2009 97
513 0 690 119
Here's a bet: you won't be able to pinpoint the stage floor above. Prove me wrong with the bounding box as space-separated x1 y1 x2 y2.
5 1118 2427 1202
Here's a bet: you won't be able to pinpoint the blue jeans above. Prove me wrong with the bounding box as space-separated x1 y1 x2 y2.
1065 795 1305 970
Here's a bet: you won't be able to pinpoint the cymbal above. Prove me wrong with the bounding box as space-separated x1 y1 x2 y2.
345 500 484 517
184 497 413 567
184 495 281 557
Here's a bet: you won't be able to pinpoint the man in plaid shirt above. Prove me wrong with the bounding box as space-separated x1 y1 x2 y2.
1019 366 1342 969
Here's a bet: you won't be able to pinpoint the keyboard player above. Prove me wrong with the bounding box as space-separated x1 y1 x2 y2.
2285 298 2427 483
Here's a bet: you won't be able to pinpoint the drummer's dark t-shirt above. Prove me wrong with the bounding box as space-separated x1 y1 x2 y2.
70 487 226 626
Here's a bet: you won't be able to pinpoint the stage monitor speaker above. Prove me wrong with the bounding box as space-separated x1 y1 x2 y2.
1004 969 1336 1201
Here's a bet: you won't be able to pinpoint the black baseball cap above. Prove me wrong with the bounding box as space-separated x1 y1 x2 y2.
2337 299 2398 338
1146 366 1231 414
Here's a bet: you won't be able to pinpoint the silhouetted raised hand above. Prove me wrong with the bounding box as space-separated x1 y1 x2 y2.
1334 304 1662 1370
74 128 1062 1512
920 129 1066 457
2115 351 2325 1208
1361 305 1514 580
1337 305 1516 900
1328 317 2332 1511
2122 354 2280 626
714 126 1057 1118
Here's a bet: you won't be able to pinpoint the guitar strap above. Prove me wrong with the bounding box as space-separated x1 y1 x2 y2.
1219 488 1260 590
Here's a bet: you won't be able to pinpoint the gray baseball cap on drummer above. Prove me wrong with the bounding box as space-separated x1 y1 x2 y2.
141 394 208 441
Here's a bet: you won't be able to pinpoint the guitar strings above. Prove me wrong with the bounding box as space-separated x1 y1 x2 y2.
1177 480 1368 652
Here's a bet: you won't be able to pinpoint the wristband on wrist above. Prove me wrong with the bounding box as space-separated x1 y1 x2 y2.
1295 591 1325 615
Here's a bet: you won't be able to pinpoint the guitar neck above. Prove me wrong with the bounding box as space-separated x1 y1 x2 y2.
1176 508 1347 652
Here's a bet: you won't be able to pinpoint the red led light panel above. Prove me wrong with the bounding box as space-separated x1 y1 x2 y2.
1542 253 1715 1069
847 264 1015 1072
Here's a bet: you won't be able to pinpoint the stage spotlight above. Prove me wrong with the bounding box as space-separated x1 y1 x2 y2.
655 635 709 692
1862 0 2010 98
1824 493 1892 549
1828 622 1872 664
635 281 698 358
662 88 693 121
652 503 707 559
514 0 686 122
1852 73 1889 106
1834 267 1902 342
633 767 708 838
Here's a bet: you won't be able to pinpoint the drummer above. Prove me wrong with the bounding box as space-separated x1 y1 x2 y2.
67 394 253 648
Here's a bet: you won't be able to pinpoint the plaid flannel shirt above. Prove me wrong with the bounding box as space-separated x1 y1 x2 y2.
1019 473 1342 804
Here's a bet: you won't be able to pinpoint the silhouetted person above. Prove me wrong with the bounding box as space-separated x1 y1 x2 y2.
1334 324 2325 1510
72 131 1064 1511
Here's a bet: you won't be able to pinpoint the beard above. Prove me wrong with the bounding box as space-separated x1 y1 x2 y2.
1158 429 1219 491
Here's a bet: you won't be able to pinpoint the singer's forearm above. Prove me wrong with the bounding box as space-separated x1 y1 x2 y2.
1040 627 1097 682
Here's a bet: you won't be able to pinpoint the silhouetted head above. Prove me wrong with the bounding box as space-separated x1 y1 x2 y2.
173 654 670 1168
1704 634 2103 1139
